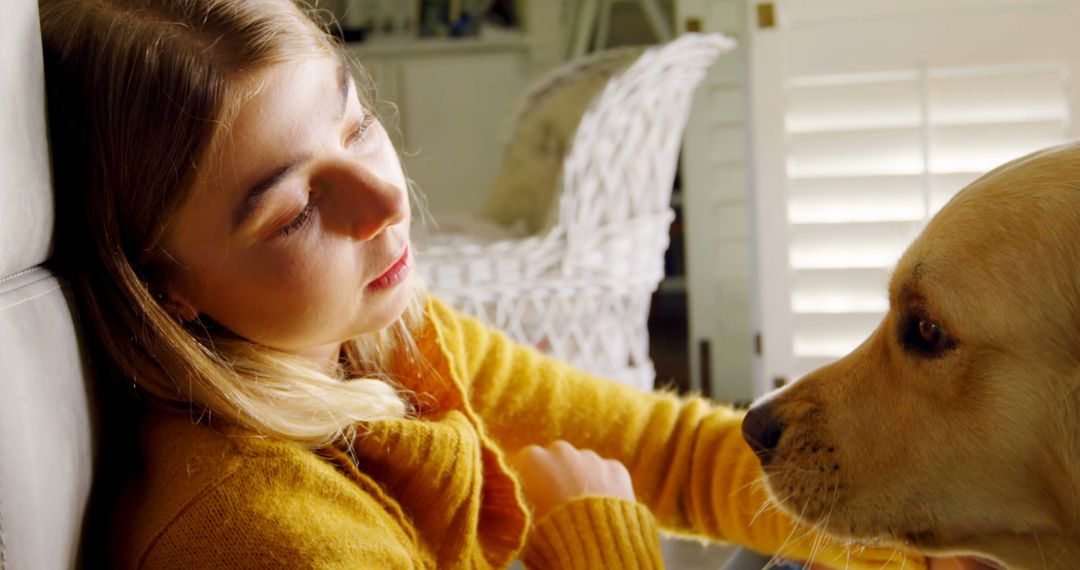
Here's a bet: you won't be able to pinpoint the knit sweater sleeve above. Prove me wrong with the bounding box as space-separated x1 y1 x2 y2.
132 452 423 570
429 299 927 570
520 496 664 570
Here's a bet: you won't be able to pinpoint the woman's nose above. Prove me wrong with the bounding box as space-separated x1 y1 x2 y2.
320 162 408 240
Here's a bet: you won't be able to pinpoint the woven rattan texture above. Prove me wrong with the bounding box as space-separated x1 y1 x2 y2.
417 34 735 391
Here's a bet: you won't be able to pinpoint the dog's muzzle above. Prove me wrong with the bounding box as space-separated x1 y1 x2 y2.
742 403 784 466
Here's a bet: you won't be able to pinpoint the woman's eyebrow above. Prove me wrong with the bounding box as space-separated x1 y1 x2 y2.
232 157 309 229
231 60 353 231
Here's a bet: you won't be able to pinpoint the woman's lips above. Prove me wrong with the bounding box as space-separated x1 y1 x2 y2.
366 245 411 291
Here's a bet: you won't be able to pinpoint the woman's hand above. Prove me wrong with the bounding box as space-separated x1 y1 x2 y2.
509 440 636 523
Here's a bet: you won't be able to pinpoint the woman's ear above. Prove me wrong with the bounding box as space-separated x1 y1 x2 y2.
156 288 199 322
145 253 200 322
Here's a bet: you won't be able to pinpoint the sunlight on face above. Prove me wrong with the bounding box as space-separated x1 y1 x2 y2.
166 56 414 367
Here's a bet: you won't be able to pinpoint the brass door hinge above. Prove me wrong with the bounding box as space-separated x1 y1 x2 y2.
757 2 776 29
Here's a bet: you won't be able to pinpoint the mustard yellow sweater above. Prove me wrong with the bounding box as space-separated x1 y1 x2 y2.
113 299 925 569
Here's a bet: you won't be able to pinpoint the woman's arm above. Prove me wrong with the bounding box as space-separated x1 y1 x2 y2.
430 299 926 570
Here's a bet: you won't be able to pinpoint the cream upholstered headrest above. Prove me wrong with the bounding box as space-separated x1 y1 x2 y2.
0 0 53 278
0 1 97 568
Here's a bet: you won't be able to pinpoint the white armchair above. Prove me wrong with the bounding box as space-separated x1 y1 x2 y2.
416 34 733 391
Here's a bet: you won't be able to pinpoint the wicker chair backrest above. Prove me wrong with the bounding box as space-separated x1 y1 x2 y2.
482 48 640 235
559 34 736 279
416 34 734 389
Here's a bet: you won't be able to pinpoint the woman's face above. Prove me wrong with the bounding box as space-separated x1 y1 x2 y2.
165 55 414 367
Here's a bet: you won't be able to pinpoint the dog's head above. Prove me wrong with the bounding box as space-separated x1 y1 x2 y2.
744 143 1080 565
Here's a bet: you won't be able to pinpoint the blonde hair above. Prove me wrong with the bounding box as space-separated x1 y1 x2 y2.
42 0 418 447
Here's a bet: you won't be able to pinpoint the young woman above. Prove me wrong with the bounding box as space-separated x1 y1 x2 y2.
40 0 928 568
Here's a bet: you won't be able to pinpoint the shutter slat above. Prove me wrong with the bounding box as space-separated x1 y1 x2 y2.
930 172 984 210
794 311 885 358
930 121 1065 173
789 174 925 223
792 267 891 313
790 221 921 269
788 128 924 178
787 78 920 133
928 67 1066 125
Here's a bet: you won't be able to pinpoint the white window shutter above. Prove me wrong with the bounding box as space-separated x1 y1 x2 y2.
749 0 1079 389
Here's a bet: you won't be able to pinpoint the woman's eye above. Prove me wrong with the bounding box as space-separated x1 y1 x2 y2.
279 199 316 237
901 316 955 357
345 113 376 147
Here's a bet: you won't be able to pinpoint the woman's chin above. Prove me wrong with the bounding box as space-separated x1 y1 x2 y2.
356 275 418 332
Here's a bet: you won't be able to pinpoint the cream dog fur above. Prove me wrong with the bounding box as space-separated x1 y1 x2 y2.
742 143 1080 569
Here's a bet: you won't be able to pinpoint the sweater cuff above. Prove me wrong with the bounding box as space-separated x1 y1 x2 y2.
521 496 663 570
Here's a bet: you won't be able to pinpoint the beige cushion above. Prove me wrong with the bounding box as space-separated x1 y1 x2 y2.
482 49 639 235
0 0 97 568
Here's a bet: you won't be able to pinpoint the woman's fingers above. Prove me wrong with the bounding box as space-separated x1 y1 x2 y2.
509 440 636 522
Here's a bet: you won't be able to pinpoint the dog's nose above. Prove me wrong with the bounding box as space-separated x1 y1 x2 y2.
742 404 784 465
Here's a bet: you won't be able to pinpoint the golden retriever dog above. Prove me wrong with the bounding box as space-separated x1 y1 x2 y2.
742 143 1080 569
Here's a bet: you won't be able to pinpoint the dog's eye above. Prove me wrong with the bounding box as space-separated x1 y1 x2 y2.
918 320 941 345
901 317 955 357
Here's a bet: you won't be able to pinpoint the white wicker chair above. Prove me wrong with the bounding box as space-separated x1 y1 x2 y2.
415 34 734 391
